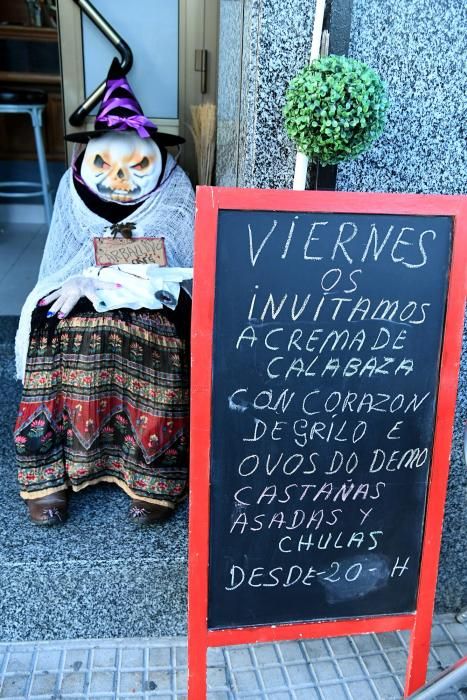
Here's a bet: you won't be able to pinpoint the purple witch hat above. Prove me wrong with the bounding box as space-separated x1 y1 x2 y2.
65 58 184 147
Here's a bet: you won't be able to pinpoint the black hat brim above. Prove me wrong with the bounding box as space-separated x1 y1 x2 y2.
64 127 185 147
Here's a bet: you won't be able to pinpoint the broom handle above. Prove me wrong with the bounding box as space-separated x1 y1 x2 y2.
292 0 326 190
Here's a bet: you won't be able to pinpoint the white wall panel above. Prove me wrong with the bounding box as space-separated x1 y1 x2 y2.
82 0 179 119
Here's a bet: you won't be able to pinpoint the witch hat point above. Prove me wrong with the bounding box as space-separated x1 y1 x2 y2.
107 57 126 80
65 58 185 147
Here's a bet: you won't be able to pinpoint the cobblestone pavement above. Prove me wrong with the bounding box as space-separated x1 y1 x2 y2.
0 614 465 699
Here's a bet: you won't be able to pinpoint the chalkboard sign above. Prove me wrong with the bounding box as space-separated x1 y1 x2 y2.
188 189 466 699
208 210 451 629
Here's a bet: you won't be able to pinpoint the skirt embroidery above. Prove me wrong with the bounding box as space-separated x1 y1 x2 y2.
15 305 190 506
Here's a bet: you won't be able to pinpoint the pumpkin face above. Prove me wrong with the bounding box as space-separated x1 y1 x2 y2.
81 132 162 203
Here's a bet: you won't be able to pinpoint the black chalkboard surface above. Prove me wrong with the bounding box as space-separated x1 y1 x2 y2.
208 210 452 630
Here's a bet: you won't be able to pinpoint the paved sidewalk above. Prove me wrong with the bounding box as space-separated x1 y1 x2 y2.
0 613 466 699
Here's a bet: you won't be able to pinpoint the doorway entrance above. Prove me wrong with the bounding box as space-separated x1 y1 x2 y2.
57 0 219 184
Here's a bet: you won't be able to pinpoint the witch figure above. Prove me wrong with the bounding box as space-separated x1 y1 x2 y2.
14 59 194 525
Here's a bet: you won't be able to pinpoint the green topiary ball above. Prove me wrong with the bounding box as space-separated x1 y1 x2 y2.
284 54 389 165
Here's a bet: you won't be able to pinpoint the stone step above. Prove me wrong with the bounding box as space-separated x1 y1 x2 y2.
0 317 188 642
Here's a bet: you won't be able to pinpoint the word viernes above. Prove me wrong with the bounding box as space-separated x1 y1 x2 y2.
248 217 436 269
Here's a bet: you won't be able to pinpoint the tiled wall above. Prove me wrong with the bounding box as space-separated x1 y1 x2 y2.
216 0 317 188
215 0 466 612
336 0 467 613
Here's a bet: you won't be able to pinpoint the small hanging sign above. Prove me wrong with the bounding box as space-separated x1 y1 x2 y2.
93 237 167 266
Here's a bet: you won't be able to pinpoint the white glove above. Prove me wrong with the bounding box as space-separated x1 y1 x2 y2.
40 276 119 319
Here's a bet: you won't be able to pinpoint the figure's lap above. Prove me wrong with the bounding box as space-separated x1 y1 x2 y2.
15 302 190 505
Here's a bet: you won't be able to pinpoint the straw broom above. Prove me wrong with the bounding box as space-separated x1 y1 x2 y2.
189 103 216 185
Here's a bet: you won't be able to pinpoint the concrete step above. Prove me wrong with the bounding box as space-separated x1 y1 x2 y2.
0 318 188 642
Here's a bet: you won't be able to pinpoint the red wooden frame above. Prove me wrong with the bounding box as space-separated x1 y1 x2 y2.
188 188 467 699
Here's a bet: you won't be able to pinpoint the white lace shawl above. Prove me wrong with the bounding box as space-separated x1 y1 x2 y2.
15 154 194 381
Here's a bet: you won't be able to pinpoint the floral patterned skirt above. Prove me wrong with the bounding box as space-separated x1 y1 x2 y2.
15 300 190 507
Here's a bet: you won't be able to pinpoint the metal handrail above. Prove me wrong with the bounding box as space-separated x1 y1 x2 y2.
407 656 467 699
408 425 467 695
68 0 133 126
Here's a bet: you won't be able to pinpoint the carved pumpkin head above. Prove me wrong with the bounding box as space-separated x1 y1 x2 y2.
80 132 162 203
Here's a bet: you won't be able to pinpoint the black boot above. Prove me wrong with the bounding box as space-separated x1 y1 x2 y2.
26 491 68 525
128 499 173 525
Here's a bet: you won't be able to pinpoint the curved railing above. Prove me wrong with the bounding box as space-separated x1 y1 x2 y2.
68 0 133 126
